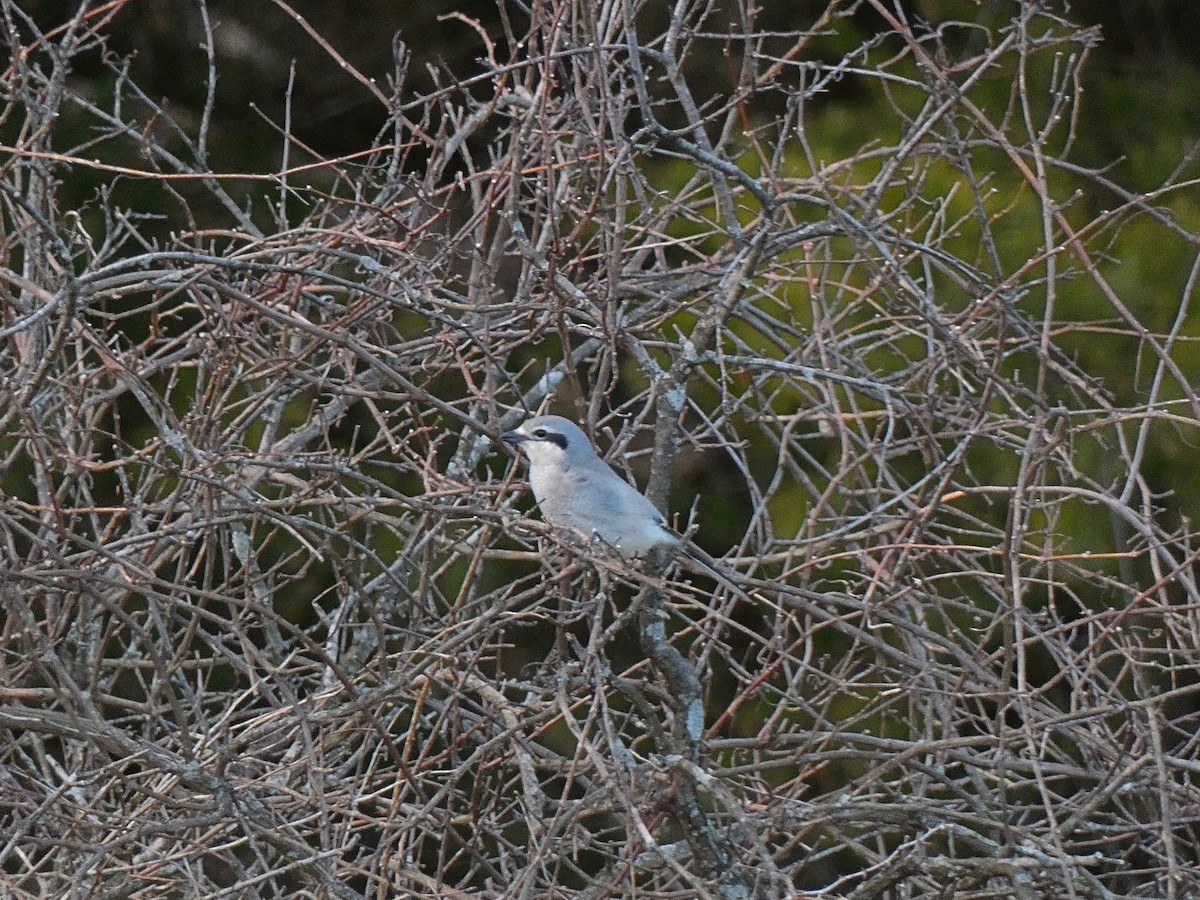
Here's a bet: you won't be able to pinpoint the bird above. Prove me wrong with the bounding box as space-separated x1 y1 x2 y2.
501 415 678 558
501 415 782 614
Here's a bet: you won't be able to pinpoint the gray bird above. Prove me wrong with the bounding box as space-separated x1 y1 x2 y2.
500 415 774 611
501 415 676 557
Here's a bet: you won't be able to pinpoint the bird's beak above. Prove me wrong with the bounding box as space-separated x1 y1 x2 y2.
501 430 524 446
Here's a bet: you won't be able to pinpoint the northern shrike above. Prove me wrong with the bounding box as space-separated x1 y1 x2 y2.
501 415 777 610
501 415 678 558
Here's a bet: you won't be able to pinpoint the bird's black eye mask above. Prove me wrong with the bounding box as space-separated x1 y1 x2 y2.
538 431 568 450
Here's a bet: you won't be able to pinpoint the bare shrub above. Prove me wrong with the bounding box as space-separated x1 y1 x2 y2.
2 1 1198 897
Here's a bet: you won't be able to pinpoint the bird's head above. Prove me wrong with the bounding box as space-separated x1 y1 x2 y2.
501 415 591 470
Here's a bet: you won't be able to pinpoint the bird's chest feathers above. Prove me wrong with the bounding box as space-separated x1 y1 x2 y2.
529 463 595 520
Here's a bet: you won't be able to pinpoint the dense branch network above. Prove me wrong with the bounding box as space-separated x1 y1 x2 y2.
1 1 1198 897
